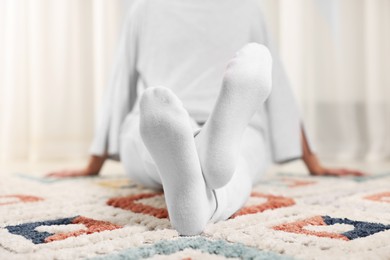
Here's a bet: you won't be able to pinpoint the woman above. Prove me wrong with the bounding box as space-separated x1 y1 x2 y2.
48 0 364 235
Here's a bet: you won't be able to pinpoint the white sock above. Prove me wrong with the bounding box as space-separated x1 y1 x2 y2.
139 87 216 236
195 43 272 189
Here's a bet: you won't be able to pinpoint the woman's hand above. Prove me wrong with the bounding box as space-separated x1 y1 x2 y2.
46 168 98 178
309 166 366 177
303 152 367 177
301 128 367 177
46 155 107 178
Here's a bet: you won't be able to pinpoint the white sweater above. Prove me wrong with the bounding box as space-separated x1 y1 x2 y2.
90 0 307 163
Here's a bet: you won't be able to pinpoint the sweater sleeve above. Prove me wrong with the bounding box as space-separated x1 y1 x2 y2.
250 4 315 163
89 1 144 160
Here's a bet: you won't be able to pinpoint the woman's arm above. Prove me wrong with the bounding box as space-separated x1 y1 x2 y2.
301 129 366 177
46 155 107 178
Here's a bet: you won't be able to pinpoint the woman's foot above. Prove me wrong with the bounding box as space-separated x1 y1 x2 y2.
139 86 216 235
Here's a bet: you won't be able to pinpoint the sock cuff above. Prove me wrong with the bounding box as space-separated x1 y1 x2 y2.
209 188 228 223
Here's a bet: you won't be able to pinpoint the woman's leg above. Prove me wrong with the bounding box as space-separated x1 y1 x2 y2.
139 87 216 236
120 112 163 190
211 126 270 222
195 43 272 189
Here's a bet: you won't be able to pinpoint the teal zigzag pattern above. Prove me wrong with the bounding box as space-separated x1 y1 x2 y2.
96 237 293 260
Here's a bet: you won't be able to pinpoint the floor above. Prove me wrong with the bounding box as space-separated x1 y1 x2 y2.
0 159 389 259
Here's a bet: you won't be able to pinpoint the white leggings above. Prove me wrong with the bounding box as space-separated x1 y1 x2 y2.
119 111 271 223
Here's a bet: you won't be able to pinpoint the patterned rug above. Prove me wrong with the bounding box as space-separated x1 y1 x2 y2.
0 170 389 259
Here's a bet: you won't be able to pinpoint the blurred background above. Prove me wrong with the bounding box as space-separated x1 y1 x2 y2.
0 0 389 165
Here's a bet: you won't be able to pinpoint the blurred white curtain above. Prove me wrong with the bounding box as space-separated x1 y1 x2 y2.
261 0 390 161
0 0 389 163
0 0 126 162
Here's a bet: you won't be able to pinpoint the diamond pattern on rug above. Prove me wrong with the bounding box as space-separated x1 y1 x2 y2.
232 192 295 218
272 215 390 241
107 193 168 219
364 192 390 203
5 216 121 244
0 194 43 206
